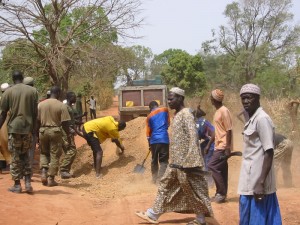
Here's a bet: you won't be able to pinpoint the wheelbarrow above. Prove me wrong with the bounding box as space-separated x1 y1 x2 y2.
133 148 151 174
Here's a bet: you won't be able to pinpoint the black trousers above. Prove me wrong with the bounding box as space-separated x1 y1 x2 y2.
150 143 169 182
207 150 228 196
90 108 96 120
82 128 101 152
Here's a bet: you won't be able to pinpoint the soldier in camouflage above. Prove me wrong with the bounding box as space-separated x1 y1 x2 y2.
0 71 38 193
60 91 83 179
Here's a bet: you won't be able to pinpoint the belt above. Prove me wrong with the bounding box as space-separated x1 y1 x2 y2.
169 164 210 176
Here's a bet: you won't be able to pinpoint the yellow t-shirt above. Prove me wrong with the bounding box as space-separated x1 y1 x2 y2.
83 116 120 143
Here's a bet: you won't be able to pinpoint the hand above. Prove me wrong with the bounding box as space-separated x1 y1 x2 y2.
203 146 209 155
224 148 231 156
253 181 265 201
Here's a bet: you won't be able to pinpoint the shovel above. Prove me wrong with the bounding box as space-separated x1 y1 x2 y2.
219 151 242 160
133 148 151 174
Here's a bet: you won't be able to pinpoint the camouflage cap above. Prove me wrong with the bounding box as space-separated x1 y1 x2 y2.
23 77 34 85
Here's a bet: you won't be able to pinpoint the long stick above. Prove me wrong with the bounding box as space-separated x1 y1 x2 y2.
84 96 88 121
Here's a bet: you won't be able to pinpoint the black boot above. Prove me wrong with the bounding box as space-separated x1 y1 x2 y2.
8 180 22 193
25 175 33 193
47 176 58 187
41 168 48 185
61 171 73 179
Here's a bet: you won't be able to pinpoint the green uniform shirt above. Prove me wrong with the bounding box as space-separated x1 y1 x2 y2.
67 104 76 127
75 98 83 115
0 83 38 134
38 99 70 126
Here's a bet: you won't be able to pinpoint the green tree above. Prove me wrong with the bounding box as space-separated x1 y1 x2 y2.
1 38 50 92
151 49 184 76
0 0 143 92
160 49 207 96
207 0 300 84
116 45 154 86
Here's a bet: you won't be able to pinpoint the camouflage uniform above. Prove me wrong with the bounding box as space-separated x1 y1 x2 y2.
8 133 32 180
0 83 38 181
60 105 77 173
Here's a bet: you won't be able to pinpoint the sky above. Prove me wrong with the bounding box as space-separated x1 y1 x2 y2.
125 0 300 55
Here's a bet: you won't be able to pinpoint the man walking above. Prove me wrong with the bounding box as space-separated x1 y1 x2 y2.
37 86 71 186
146 100 170 184
135 87 212 225
82 116 126 178
23 77 38 167
208 89 233 203
238 84 282 225
0 71 38 193
60 91 82 179
86 95 96 120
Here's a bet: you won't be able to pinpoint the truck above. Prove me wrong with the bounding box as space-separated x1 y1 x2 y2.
118 84 168 122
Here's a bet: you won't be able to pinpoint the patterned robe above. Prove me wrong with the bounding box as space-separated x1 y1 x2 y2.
152 108 213 216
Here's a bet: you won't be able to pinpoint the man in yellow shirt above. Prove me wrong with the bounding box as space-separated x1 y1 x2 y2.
82 116 126 178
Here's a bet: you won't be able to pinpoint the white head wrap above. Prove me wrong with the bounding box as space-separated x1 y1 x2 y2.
240 84 261 96
1 83 10 92
170 87 185 97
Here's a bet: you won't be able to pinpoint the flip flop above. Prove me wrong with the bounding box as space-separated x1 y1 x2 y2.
135 211 159 224
186 219 206 225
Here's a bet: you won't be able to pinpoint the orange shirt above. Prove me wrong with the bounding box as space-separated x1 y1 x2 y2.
213 105 233 150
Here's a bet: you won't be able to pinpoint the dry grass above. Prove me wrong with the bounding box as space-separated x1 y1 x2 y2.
186 91 297 140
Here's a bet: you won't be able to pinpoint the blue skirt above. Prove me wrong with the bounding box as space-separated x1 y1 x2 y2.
239 193 282 225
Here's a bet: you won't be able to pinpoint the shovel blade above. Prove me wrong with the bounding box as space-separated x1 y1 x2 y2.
133 164 145 173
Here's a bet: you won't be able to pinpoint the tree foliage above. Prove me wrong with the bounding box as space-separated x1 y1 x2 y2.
201 0 300 96
117 45 153 86
159 49 207 96
0 0 143 92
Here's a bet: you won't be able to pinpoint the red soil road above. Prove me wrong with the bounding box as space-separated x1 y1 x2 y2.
1 96 300 225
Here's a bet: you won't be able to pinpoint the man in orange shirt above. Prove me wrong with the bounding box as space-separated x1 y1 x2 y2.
208 89 233 203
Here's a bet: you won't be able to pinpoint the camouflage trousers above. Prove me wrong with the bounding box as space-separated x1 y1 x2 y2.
274 139 294 187
39 127 63 177
60 132 77 173
8 133 32 181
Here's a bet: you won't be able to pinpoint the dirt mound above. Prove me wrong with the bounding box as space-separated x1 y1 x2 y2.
65 117 157 202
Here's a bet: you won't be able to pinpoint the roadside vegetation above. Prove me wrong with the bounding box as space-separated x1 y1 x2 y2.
0 0 299 109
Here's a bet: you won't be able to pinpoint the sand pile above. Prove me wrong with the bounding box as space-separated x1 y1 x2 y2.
64 117 157 201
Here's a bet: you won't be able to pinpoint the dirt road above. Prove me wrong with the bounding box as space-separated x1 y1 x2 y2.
0 96 299 225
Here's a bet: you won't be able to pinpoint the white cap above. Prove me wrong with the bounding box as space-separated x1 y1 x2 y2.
1 83 10 92
170 87 185 97
63 99 67 104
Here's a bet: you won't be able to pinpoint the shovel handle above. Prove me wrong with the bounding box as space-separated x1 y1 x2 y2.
141 149 151 166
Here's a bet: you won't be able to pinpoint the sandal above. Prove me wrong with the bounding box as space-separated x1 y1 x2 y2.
186 219 206 225
135 211 159 224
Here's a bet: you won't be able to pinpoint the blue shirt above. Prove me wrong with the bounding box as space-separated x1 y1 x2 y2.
196 117 215 148
146 107 170 144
